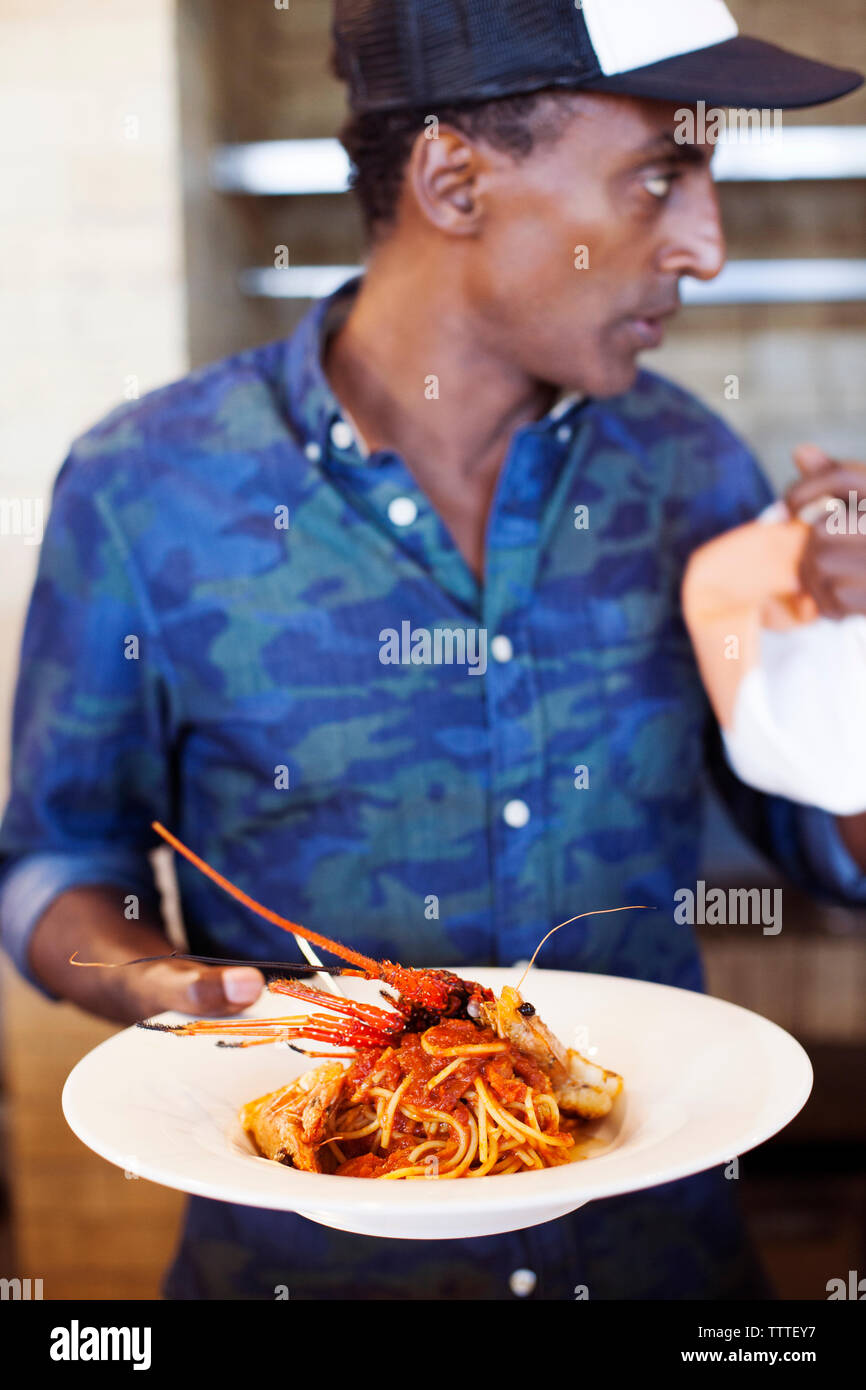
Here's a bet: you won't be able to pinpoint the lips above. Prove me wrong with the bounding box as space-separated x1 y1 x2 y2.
622 316 667 349
621 302 679 350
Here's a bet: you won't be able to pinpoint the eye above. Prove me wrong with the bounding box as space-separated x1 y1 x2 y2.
643 172 675 199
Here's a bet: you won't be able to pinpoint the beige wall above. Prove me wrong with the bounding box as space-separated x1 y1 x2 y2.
0 0 187 784
0 0 187 1300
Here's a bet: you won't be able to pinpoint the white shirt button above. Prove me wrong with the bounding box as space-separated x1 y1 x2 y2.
304 441 322 462
490 634 513 663
509 1268 537 1298
387 496 418 527
330 420 355 450
503 799 530 828
557 424 572 444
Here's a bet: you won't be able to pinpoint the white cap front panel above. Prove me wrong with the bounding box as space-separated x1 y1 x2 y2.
580 0 739 77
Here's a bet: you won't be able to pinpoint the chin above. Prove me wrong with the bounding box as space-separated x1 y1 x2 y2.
580 356 640 399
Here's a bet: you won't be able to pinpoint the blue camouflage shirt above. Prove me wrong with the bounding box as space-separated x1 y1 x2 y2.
2 275 864 1300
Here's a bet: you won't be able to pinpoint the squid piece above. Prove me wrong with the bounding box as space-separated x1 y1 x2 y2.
555 1051 623 1119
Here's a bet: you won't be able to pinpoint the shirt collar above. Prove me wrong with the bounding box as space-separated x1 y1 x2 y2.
282 274 365 465
283 275 587 465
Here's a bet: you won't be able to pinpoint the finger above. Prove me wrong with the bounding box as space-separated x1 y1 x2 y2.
803 529 866 571
760 595 802 630
797 545 846 618
831 580 866 615
786 464 866 516
140 961 265 1017
799 568 846 618
791 593 820 624
809 585 846 619
186 966 265 1014
792 442 834 477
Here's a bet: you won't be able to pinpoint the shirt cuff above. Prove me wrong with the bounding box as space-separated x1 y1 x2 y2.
797 806 866 904
0 849 159 998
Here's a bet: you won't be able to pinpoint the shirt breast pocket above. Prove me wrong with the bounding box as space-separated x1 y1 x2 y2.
587 590 707 801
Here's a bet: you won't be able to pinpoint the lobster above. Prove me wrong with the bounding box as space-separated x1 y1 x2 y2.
74 823 647 1058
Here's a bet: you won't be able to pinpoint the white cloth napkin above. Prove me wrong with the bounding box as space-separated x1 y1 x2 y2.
721 503 866 814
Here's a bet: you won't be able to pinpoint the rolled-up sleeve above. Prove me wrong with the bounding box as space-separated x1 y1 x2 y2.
0 442 174 994
0 849 161 995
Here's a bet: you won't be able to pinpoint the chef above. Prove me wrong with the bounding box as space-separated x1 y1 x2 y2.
1 0 864 1300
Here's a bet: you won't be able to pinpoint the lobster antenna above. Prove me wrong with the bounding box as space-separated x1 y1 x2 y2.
151 821 378 976
516 905 654 995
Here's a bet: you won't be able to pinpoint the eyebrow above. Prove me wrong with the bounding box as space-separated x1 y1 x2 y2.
630 132 712 165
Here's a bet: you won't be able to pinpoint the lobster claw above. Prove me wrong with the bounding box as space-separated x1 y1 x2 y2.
139 978 407 1051
266 979 405 1047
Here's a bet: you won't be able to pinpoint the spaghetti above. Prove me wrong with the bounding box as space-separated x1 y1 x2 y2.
241 1018 585 1179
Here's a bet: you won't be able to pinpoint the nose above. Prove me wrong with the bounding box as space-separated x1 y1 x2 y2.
657 175 726 283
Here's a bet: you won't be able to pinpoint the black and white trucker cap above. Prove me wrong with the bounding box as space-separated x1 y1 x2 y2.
332 0 862 113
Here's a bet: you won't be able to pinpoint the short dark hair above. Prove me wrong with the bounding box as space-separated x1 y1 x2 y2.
331 52 578 238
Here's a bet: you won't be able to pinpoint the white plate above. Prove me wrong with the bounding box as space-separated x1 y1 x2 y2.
62 968 812 1240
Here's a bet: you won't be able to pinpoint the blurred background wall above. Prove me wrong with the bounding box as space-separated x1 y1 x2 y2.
0 0 864 1299
0 0 187 1299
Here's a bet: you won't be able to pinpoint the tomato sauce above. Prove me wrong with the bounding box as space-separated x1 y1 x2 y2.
343 1020 552 1116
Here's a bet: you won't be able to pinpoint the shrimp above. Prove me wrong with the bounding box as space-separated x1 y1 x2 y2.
241 1061 347 1168
480 986 622 1118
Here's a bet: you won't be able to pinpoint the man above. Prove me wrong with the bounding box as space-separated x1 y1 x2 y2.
1 0 865 1299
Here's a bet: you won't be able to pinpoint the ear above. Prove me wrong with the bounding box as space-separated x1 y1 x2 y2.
404 123 486 236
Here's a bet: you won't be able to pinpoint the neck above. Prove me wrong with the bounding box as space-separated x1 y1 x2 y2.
324 245 557 484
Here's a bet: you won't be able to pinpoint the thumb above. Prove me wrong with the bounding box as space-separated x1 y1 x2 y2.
793 442 833 477
142 960 265 1016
